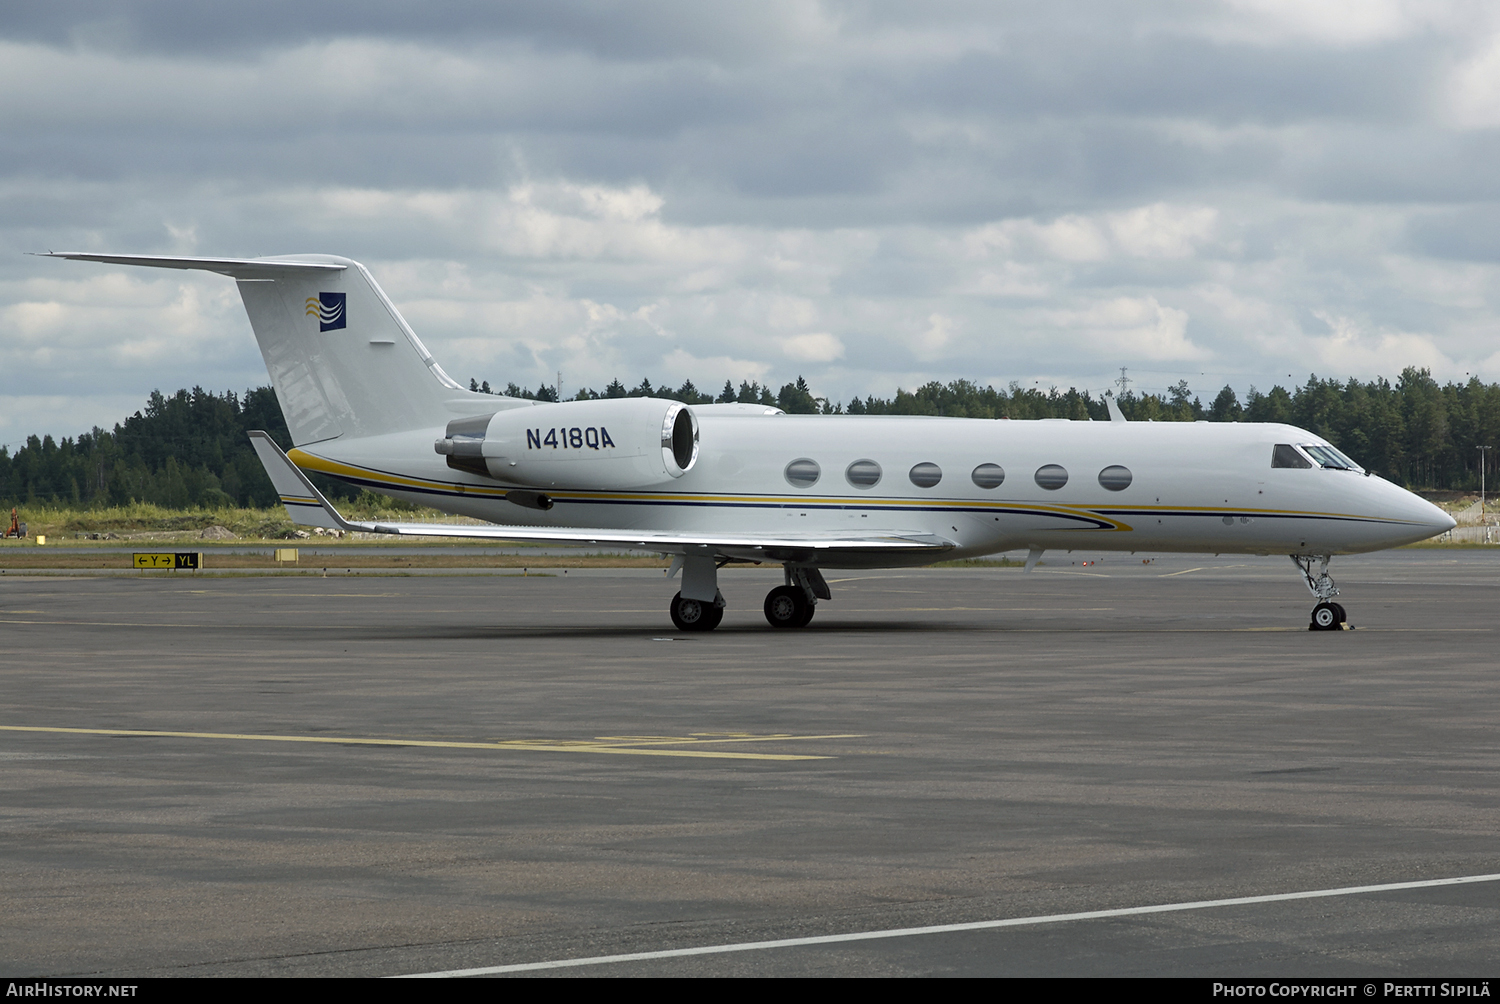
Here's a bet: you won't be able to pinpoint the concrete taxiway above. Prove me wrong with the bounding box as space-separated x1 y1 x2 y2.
1 551 1497 977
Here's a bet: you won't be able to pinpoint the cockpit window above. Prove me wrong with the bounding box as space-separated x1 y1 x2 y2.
1301 443 1363 472
1272 444 1312 469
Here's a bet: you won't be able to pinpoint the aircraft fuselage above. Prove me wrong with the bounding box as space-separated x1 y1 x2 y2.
293 413 1452 567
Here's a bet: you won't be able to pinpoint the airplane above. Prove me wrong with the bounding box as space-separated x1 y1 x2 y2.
44 252 1456 632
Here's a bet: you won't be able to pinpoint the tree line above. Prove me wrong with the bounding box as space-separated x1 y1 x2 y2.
3 366 1495 509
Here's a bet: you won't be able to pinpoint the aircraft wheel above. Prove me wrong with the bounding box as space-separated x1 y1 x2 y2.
797 599 816 627
1310 602 1340 631
1331 602 1347 625
764 586 809 629
670 592 720 632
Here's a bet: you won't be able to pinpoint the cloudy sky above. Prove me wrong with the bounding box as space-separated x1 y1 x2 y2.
6 0 1500 444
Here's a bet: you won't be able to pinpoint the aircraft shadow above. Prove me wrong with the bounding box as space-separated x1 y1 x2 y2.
274 619 983 642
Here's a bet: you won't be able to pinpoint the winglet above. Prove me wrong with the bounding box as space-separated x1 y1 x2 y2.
1024 545 1045 573
1105 392 1127 424
248 431 356 532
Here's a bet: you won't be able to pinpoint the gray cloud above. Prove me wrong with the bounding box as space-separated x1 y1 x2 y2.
6 2 1500 442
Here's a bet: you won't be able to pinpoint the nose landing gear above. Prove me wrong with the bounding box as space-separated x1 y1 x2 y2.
1310 600 1347 631
1293 555 1351 631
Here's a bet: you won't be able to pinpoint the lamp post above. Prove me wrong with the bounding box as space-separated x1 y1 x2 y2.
1480 445 1491 529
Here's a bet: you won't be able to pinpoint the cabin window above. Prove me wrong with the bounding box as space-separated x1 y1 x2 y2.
909 462 942 488
971 463 1005 489
1098 465 1132 491
785 458 821 487
1272 444 1312 469
1035 464 1068 490
846 459 882 488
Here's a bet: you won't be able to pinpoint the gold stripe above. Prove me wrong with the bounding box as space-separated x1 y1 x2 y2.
285 451 1401 527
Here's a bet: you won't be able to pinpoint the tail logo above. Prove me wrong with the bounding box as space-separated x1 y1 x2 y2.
305 292 346 331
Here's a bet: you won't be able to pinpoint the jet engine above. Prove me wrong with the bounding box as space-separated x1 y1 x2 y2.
434 398 699 490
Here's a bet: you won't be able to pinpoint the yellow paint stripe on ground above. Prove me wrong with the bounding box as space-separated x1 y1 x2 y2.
586 733 862 747
0 725 842 761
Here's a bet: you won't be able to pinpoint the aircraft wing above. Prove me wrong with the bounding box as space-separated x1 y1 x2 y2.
249 432 953 563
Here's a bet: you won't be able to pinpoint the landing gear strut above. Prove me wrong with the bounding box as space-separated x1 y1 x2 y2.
764 566 829 629
1292 555 1350 631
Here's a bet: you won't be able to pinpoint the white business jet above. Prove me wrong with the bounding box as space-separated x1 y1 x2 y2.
46 253 1455 631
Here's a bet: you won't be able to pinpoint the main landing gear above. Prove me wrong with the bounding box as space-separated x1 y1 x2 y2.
665 552 728 632
1292 554 1350 631
664 556 831 631
670 591 724 632
764 586 813 628
764 567 829 629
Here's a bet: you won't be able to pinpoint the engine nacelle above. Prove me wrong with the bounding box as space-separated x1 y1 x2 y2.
434 398 699 489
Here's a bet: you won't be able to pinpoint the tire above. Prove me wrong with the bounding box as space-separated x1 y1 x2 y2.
1310 602 1339 631
1331 602 1346 625
670 592 719 632
764 586 808 629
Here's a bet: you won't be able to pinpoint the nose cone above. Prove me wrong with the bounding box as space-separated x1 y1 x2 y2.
1416 498 1452 537
1389 482 1455 543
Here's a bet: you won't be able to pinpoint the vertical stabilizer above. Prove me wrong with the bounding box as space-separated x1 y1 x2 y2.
41 253 470 446
234 255 464 444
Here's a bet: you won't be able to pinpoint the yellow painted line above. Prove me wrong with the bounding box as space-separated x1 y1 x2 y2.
0 725 847 761
587 733 862 747
170 592 410 598
1030 570 1111 577
0 618 199 628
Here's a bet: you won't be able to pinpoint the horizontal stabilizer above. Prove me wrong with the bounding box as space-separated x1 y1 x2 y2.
36 252 346 280
248 431 953 563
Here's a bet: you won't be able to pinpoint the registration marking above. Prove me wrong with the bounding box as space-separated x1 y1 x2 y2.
0 726 860 761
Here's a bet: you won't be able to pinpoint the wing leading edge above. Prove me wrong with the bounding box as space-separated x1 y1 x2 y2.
248 431 954 563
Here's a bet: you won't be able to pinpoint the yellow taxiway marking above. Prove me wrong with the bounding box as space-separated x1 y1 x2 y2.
1030 569 1111 577
173 591 410 597
0 725 860 761
0 618 199 628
